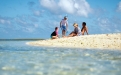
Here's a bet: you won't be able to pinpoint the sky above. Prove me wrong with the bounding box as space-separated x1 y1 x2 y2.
0 0 121 39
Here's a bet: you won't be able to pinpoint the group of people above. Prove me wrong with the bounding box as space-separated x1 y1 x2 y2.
51 16 88 39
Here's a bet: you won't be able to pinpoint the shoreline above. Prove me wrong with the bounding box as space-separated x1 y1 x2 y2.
27 33 121 50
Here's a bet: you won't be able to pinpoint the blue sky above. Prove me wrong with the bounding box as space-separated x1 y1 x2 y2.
0 0 121 39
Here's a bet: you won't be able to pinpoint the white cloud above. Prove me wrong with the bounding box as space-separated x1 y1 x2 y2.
0 18 11 25
15 17 27 25
25 27 35 33
95 17 121 33
33 10 41 16
97 18 110 26
40 0 92 17
40 0 58 11
74 0 92 17
0 19 5 24
34 24 38 28
115 29 120 32
58 0 75 14
117 1 121 12
14 16 39 33
96 18 111 32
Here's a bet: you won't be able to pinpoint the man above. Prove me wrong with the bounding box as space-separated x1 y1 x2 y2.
60 16 68 37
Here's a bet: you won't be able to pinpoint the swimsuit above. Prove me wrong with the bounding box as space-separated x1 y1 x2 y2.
61 25 66 30
50 30 58 38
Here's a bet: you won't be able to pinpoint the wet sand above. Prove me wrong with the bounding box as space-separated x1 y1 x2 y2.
27 33 121 50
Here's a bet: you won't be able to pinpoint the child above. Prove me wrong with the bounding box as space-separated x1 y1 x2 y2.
68 23 81 37
81 22 88 35
51 27 59 39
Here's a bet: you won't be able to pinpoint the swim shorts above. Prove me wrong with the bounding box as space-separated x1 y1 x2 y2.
61 25 66 30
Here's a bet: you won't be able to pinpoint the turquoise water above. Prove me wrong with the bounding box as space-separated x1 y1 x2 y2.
0 40 121 75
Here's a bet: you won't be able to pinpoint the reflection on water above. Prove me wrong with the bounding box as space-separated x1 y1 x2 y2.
0 40 121 75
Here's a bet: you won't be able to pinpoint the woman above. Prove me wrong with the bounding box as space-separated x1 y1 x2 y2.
68 23 81 37
81 22 88 35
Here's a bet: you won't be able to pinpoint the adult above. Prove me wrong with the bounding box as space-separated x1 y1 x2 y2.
51 27 59 39
68 23 81 37
60 16 68 37
81 22 88 35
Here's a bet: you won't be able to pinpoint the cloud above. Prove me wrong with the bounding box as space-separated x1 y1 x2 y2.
0 15 58 34
93 17 110 33
117 1 121 12
39 0 92 17
94 17 121 33
58 0 75 14
74 0 92 17
14 17 27 25
97 18 110 27
0 17 11 25
33 10 41 16
33 23 38 28
29 16 39 22
40 0 58 12
12 15 40 33
115 29 120 32
24 27 36 33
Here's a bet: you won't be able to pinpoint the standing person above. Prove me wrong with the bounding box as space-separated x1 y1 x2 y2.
68 23 81 37
81 22 88 35
50 27 59 39
60 16 68 37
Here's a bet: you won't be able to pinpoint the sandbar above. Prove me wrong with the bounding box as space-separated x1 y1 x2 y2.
27 33 121 50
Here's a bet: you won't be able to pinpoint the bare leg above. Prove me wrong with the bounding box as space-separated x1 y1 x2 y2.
63 30 66 36
68 34 74 37
68 32 77 37
69 31 74 35
51 36 58 39
62 30 66 37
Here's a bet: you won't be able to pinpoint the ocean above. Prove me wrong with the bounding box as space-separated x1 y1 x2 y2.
0 40 121 75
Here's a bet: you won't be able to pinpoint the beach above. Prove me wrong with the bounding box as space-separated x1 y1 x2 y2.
27 33 121 50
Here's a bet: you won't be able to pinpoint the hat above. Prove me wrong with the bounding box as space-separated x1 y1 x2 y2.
73 23 78 26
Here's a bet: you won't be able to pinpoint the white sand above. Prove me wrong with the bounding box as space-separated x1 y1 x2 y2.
27 33 121 50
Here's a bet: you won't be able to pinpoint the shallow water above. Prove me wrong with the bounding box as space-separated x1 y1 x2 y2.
0 40 121 75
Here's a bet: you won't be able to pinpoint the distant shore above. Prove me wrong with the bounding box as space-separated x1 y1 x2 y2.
27 33 121 50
